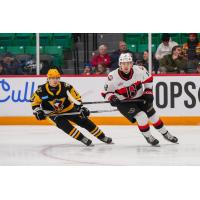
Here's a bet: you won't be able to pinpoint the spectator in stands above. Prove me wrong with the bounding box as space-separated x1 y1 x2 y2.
0 62 6 75
110 41 136 71
196 62 200 74
155 33 178 61
135 50 159 73
1 53 24 75
95 64 107 75
182 33 200 73
73 33 81 43
83 63 92 75
91 45 111 69
159 45 187 73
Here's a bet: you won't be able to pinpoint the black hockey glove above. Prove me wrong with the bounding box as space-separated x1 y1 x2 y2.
142 89 154 104
80 107 90 118
109 95 121 107
33 107 46 120
74 101 83 111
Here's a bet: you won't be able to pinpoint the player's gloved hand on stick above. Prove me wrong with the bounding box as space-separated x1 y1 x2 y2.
80 107 90 118
142 88 154 103
109 95 121 107
33 107 46 120
74 101 83 111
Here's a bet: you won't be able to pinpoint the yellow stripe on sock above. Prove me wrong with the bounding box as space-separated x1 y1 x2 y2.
69 128 76 136
74 131 81 139
90 127 98 134
95 131 103 138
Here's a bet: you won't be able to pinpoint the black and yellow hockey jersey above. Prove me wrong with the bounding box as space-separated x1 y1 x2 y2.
31 81 81 114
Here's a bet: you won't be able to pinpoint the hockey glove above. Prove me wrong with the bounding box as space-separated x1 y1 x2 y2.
33 107 46 120
80 107 90 118
142 89 154 104
109 95 121 107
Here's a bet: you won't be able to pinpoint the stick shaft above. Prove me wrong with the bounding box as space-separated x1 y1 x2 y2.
47 109 118 117
83 99 145 105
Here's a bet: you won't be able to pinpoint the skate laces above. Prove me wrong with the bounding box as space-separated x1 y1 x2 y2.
164 132 174 140
148 135 156 142
102 136 108 142
82 137 88 143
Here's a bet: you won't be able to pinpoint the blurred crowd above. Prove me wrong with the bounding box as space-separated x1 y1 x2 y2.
0 53 63 75
83 33 200 75
0 33 199 75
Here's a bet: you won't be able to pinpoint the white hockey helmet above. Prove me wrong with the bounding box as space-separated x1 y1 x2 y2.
118 53 133 65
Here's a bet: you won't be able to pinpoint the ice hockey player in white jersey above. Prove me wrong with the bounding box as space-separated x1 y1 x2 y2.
102 53 178 146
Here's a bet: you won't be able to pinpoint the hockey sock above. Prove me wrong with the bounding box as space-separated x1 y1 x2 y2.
90 126 105 140
149 114 168 134
68 127 85 141
135 111 151 137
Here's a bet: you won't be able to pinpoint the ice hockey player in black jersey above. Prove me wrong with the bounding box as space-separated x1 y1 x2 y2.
102 53 178 146
31 69 112 146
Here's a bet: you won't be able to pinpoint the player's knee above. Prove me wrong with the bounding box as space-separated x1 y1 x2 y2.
134 111 149 125
54 118 69 130
76 118 89 127
56 122 66 130
149 113 159 123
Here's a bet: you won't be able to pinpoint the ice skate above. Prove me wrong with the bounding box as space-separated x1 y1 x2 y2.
100 136 113 144
143 134 159 146
163 131 178 143
81 137 94 146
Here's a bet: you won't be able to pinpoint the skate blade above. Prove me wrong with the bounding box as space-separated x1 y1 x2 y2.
88 144 95 147
151 144 160 147
108 142 115 145
163 138 179 144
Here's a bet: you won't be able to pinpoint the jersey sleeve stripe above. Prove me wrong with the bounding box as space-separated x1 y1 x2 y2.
142 76 153 84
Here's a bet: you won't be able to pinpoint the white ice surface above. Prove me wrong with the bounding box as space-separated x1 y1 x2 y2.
0 125 200 166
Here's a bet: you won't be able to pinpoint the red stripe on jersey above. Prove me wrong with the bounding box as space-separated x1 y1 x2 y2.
134 81 142 86
142 76 153 84
116 87 127 95
138 124 150 131
153 119 163 127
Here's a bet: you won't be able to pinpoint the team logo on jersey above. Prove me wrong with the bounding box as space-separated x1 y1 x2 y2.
108 75 113 81
49 98 65 112
128 84 137 97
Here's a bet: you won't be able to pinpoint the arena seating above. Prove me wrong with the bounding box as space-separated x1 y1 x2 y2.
124 33 200 53
0 33 72 66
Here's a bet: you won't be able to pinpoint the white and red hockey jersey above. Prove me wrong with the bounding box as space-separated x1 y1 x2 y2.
102 65 153 101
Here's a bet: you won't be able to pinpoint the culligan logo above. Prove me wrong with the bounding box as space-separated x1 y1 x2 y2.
0 79 35 103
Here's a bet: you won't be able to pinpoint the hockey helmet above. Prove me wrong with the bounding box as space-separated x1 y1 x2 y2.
47 69 61 78
118 53 133 65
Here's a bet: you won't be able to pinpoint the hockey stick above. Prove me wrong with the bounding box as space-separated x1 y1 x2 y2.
44 99 144 116
46 109 118 117
82 98 145 105
67 90 145 106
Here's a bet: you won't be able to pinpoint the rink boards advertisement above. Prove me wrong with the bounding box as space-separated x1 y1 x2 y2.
0 75 200 125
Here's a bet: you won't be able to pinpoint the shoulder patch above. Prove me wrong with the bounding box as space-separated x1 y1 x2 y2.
108 75 113 81
104 84 108 91
37 86 42 93
138 66 145 70
64 82 71 89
